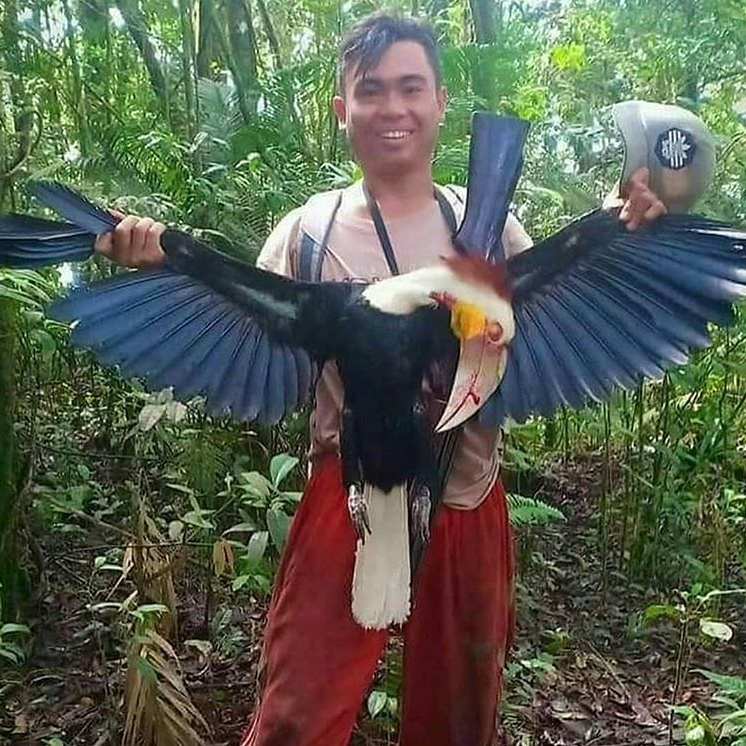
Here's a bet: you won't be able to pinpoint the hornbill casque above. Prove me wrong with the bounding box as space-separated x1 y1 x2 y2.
2 112 746 628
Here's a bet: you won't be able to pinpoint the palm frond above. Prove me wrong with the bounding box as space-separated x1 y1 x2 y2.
508 494 566 526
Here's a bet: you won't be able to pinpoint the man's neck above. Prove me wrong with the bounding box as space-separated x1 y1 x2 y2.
363 167 435 219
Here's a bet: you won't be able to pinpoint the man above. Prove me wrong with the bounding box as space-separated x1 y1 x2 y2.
96 13 665 745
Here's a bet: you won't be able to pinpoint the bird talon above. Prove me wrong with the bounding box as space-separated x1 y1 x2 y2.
348 484 370 542
410 485 431 544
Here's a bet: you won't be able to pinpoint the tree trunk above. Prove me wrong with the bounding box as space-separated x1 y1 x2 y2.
115 0 171 121
469 0 497 44
196 0 217 78
60 0 93 154
178 0 198 140
255 0 283 70
0 298 18 617
468 0 499 110
227 0 258 87
0 63 19 619
205 1 254 122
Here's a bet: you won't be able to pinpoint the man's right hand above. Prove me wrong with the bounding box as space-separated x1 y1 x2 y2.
94 210 167 268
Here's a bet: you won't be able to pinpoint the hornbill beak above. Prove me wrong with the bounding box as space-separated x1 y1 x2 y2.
435 329 507 433
434 298 511 432
432 112 528 432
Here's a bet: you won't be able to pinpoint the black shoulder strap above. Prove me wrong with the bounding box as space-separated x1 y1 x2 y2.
363 181 400 275
434 187 458 235
363 182 460 276
297 191 342 282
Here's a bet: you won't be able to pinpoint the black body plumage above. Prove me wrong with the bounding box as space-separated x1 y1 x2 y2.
161 228 454 492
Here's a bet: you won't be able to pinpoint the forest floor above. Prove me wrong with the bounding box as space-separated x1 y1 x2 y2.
2 454 744 746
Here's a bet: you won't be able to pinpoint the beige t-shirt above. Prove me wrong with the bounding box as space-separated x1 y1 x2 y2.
257 181 532 509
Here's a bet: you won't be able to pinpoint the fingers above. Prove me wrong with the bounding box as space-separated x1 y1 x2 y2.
618 167 667 231
94 210 167 268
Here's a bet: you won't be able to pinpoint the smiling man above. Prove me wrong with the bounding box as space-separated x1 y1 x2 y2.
238 13 666 746
95 12 666 746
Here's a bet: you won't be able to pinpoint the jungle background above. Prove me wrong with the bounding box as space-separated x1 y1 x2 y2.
0 0 745 744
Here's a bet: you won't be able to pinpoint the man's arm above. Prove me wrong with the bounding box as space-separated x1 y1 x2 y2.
92 205 305 273
256 207 304 277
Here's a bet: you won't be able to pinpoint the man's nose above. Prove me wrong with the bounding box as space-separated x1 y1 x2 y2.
380 91 407 117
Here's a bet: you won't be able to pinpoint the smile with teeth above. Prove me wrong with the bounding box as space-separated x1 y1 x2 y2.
380 130 413 140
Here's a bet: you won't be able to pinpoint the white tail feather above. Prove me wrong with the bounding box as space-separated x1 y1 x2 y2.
351 483 411 629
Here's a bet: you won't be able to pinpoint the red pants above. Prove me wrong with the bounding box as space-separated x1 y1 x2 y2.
241 455 515 746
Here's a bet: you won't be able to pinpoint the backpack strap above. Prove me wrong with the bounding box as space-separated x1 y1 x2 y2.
297 185 465 281
296 189 343 281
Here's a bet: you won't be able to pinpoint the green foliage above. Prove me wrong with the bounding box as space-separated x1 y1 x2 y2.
1 0 745 739
0 620 31 666
219 452 301 596
508 493 566 527
676 670 746 746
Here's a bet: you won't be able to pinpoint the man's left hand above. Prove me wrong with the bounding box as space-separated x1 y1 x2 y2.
606 167 667 231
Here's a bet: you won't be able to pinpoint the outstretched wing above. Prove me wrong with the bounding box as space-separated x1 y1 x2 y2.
0 216 100 266
0 182 348 424
479 210 746 426
50 269 320 423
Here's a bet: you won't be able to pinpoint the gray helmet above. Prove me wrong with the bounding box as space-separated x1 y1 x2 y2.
612 100 716 213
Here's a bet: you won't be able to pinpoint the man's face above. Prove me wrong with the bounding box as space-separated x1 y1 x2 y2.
333 40 446 178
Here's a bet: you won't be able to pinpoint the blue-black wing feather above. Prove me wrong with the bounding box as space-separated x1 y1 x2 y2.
481 211 746 426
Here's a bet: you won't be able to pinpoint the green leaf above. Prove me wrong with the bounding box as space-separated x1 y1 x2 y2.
30 328 57 357
508 494 565 526
685 725 706 744
699 619 733 642
223 521 259 535
246 531 269 569
89 602 125 613
270 454 299 488
252 573 271 594
266 508 291 551
695 669 746 693
185 639 213 658
0 623 31 637
182 509 215 530
239 472 272 504
130 603 171 624
232 574 252 591
22 309 44 325
367 690 388 719
643 604 680 624
0 284 41 307
0 641 25 662
166 482 195 496
138 403 165 431
135 655 157 684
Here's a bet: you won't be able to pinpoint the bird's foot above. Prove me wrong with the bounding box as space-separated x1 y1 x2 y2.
410 484 431 545
348 483 370 543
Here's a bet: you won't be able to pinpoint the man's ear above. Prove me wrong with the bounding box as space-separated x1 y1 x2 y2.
333 95 347 128
437 86 448 122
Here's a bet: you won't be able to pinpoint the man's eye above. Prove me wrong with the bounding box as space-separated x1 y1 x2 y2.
404 86 423 95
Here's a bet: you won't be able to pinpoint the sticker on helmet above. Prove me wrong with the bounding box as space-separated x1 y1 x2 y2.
655 128 696 170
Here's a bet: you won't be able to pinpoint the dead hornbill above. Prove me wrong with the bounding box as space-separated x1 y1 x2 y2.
2 109 746 627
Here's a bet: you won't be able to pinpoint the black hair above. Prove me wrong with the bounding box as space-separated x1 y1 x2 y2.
337 11 442 94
